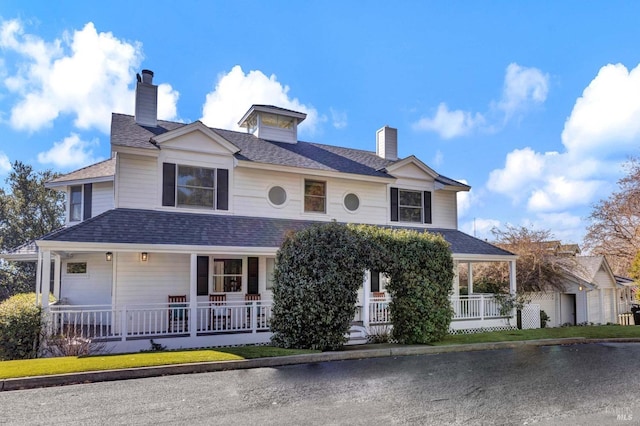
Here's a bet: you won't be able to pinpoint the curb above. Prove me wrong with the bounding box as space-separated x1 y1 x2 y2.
3 338 640 392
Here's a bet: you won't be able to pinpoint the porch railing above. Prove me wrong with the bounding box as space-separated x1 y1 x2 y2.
48 301 271 341
47 294 507 341
450 294 504 320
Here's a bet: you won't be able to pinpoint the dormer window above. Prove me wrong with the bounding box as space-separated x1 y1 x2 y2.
262 113 294 129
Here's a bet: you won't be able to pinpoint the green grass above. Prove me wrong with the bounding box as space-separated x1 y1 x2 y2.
433 325 640 345
0 346 318 380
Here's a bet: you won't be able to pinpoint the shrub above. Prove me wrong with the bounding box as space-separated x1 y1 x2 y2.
270 223 455 349
540 310 550 328
270 223 367 350
0 293 43 360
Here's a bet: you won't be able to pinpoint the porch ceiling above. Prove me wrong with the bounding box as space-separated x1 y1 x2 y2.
37 208 514 258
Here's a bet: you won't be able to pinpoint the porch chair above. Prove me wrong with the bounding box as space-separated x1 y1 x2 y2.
245 294 264 328
168 295 188 333
209 294 231 331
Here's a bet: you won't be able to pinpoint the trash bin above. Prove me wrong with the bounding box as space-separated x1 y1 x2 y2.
631 305 640 325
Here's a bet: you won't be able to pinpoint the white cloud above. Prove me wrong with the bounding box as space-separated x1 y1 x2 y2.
432 150 444 167
37 133 103 169
487 62 640 218
456 179 471 217
561 63 640 158
461 218 501 240
329 107 347 129
0 152 10 174
497 63 549 119
201 65 321 135
413 63 547 139
0 19 179 133
412 103 485 139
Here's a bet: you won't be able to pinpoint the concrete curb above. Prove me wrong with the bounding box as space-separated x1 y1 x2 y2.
3 338 640 392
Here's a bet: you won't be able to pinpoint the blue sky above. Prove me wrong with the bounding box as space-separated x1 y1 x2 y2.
1 1 639 245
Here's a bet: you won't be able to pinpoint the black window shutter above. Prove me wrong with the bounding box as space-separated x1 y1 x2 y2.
423 191 432 224
390 187 399 222
247 257 259 295
370 271 380 293
162 163 176 206
83 183 92 220
197 256 209 296
216 169 229 211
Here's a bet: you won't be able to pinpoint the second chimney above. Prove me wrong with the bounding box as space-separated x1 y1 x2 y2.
135 69 158 127
376 126 398 160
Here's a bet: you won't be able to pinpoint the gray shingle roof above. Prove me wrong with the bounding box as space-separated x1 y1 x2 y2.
48 158 116 184
40 208 513 256
110 113 468 185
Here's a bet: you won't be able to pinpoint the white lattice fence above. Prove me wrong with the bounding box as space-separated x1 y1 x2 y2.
521 303 541 329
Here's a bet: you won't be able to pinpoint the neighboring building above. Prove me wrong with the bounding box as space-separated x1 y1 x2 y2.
528 255 635 327
1 70 517 353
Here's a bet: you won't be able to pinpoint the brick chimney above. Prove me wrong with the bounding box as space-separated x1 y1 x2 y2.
135 69 157 127
376 126 398 160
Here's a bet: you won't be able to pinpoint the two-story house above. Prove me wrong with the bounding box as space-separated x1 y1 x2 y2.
4 70 517 353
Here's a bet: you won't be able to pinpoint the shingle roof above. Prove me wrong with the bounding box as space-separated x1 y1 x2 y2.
110 113 467 185
48 158 116 184
40 208 513 256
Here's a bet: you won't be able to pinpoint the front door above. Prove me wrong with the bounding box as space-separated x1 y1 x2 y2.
561 294 576 325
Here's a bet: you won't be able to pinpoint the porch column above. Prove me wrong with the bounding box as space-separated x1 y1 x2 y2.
362 270 370 326
509 260 517 295
35 250 42 305
599 289 604 324
189 254 197 337
53 254 61 300
41 250 51 309
452 261 460 296
467 263 473 294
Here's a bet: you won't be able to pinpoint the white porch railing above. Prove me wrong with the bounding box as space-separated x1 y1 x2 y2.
47 295 506 342
48 301 271 341
450 294 505 320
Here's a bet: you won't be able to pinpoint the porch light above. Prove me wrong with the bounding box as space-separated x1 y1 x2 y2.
105 252 113 262
141 252 149 262
578 285 583 291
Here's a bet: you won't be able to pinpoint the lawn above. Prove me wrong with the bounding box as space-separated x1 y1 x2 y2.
0 346 318 380
434 325 640 345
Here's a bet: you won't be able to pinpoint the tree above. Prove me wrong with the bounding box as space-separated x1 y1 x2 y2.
584 157 640 276
476 225 574 293
0 162 65 300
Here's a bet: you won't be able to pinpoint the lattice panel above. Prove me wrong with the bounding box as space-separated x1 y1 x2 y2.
448 325 517 335
521 303 541 329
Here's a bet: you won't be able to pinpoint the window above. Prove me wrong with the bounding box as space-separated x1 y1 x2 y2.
261 113 294 129
266 258 276 290
162 163 228 210
268 186 287 206
344 193 360 212
390 188 432 224
70 186 82 221
212 259 242 292
66 262 87 274
177 165 215 208
304 180 326 213
399 190 422 222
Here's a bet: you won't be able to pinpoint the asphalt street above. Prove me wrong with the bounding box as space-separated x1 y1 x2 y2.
1 342 640 425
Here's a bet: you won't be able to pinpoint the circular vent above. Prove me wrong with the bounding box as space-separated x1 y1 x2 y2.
268 186 287 206
344 193 360 211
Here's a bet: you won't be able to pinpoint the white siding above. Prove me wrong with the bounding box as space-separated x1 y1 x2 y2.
233 167 388 224
92 181 114 216
529 293 560 327
588 290 601 324
60 253 112 306
114 252 191 306
432 190 458 229
116 154 158 209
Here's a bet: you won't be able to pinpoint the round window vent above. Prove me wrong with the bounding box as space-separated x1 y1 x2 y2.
344 193 360 211
268 186 287 206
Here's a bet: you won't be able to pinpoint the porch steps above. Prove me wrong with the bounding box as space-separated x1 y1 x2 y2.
346 325 368 345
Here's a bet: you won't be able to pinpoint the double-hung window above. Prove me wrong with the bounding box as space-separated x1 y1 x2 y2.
304 179 326 213
390 188 432 224
69 186 82 221
162 163 228 210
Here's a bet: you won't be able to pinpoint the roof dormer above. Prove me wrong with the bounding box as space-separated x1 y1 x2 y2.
238 105 306 144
